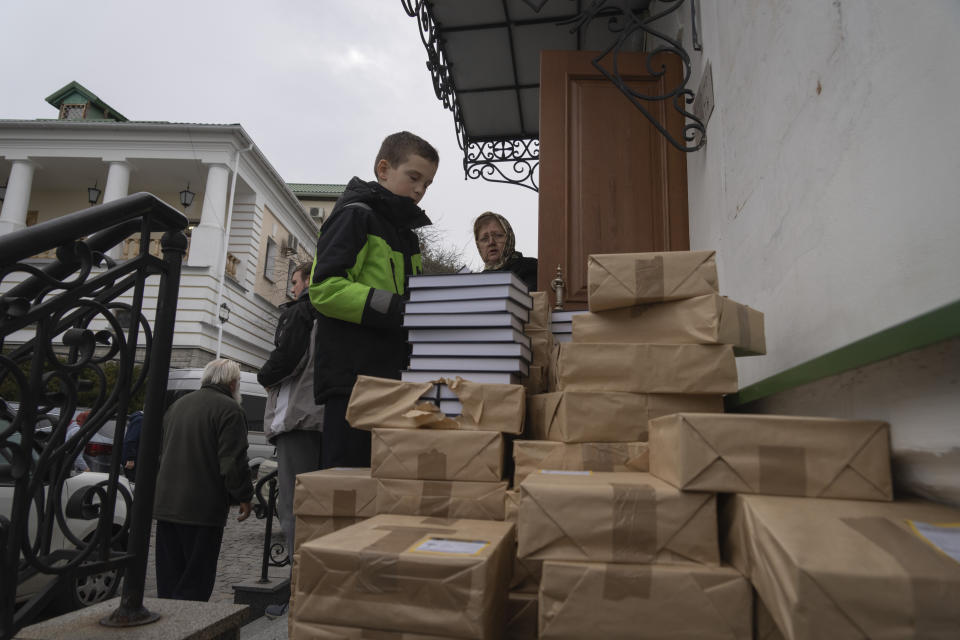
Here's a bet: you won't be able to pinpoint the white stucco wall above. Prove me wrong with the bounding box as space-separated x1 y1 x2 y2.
676 0 960 387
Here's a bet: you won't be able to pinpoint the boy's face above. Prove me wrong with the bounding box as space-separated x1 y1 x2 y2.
376 154 437 205
291 270 308 298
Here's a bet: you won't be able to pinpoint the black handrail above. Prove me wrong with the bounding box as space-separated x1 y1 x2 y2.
252 468 289 580
0 193 187 638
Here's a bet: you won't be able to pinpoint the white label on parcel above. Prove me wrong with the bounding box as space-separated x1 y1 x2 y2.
908 520 960 564
414 538 489 555
540 470 592 475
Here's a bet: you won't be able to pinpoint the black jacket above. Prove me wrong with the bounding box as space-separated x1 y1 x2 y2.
257 295 314 389
497 253 539 291
154 384 253 527
308 178 431 401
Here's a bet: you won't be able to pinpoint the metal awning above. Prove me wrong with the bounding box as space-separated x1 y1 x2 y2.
402 0 704 192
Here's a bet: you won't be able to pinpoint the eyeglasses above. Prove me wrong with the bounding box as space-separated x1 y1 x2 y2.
478 232 506 244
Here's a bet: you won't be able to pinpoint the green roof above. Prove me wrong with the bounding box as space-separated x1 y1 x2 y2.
287 183 347 196
45 81 128 122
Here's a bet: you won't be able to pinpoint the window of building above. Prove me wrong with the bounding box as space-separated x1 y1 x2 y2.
286 260 298 299
264 237 279 282
59 103 87 120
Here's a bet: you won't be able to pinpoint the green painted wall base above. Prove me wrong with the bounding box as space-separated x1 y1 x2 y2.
727 299 960 409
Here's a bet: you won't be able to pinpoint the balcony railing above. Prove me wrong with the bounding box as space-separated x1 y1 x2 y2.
0 193 187 638
119 235 241 280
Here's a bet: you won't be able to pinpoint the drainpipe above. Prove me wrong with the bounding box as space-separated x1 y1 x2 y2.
215 142 254 359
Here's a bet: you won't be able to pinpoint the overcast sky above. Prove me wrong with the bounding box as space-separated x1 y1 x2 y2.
3 0 539 270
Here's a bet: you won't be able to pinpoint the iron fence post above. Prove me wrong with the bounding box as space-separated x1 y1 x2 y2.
104 229 186 627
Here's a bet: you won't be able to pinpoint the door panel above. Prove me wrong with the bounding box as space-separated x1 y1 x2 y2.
539 50 689 307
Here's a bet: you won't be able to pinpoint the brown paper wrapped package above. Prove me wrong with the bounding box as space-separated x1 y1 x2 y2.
517 471 719 565
723 494 960 639
552 343 738 394
294 516 364 557
293 468 378 554
294 468 378 518
573 294 766 356
513 441 649 486
525 291 551 331
346 375 525 434
650 413 893 500
523 365 547 395
526 329 553 366
371 428 504 482
527 391 722 443
291 468 377 623
539 561 752 640
505 592 538 640
504 488 521 523
587 250 719 311
377 478 508 520
755 593 787 640
290 622 459 640
295 514 515 640
504 490 543 593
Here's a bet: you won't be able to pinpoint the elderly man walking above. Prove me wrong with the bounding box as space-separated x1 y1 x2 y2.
153 358 254 601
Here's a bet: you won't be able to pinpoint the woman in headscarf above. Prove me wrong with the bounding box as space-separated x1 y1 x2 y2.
473 211 538 291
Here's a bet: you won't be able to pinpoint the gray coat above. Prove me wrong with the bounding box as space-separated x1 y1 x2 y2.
263 320 324 441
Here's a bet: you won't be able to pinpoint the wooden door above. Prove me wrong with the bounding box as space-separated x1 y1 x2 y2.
538 50 689 307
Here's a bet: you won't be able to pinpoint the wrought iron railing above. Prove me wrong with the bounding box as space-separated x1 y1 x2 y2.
252 468 288 580
0 193 187 638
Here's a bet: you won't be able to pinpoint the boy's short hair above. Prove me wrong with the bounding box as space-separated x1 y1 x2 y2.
374 131 439 174
293 261 312 280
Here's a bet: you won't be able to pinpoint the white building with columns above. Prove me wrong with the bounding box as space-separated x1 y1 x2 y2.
0 81 335 371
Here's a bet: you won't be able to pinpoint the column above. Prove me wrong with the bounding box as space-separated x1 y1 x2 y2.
102 161 132 203
186 163 230 267
0 160 37 236
103 161 132 259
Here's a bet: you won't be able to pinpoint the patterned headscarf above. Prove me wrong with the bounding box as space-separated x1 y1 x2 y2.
473 211 518 271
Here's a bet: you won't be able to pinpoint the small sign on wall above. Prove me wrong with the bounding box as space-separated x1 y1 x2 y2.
693 60 715 128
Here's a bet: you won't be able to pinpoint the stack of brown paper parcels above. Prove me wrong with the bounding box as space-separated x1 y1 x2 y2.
506 250 768 638
522 291 553 395
290 374 525 638
646 411 960 638
288 467 378 637
294 514 515 640
346 374 522 521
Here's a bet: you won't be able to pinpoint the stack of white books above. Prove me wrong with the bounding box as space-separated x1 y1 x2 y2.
402 272 533 414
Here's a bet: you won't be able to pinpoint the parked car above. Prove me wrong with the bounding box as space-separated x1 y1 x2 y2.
165 368 275 467
6 401 118 473
0 398 132 613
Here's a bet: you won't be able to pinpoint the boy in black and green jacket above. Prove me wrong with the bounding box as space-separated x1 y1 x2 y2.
309 131 438 467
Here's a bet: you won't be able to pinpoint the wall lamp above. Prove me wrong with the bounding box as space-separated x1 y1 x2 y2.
180 182 196 209
87 181 102 206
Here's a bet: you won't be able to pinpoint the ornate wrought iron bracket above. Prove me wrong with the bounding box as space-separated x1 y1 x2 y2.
466 138 540 192
561 0 706 152
401 0 541 192
401 0 705 193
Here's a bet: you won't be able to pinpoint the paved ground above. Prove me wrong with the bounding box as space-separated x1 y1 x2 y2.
143 507 287 604
241 610 289 640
